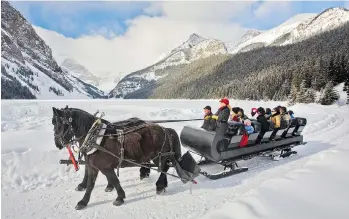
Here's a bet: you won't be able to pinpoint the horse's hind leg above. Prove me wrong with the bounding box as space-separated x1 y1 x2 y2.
76 166 88 191
100 168 126 206
153 158 169 194
75 166 99 210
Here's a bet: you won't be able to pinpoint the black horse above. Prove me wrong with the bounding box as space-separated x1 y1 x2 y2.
52 106 182 210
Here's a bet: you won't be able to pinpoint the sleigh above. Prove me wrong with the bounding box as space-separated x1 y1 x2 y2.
179 117 307 179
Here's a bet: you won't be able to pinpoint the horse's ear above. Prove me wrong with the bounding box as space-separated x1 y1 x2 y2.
52 107 57 115
65 105 68 109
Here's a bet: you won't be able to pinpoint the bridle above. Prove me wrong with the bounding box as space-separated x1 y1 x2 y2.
53 109 77 146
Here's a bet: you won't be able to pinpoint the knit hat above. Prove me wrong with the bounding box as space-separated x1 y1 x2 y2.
203 106 211 111
219 98 229 106
257 107 265 114
251 107 257 117
244 119 252 126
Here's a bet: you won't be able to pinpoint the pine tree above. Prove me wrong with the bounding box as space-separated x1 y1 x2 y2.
304 88 316 103
319 82 340 105
287 84 298 105
296 81 308 103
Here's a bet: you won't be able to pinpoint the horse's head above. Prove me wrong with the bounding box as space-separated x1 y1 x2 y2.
52 106 76 149
52 106 96 150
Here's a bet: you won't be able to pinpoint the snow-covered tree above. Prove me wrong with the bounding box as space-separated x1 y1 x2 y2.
319 82 340 105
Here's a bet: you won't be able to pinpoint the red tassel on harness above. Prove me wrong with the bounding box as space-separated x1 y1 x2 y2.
66 145 79 171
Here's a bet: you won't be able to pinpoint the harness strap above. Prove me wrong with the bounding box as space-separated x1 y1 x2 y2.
116 129 124 177
93 144 189 181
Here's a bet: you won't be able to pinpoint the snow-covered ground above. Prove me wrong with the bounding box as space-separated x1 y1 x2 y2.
2 99 349 219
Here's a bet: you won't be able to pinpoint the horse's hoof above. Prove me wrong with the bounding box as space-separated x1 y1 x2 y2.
105 186 114 192
113 198 124 206
140 173 149 181
156 188 166 195
75 201 87 210
75 185 86 191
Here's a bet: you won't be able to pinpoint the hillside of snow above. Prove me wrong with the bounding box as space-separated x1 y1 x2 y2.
111 7 349 99
229 13 316 54
61 58 101 87
280 7 349 46
230 8 349 54
109 34 228 98
1 1 105 99
33 26 126 92
2 100 349 219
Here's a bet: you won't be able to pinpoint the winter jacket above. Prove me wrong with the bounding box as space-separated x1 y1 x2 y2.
245 125 254 134
212 106 230 135
281 113 291 128
201 113 216 131
270 112 281 128
257 115 270 132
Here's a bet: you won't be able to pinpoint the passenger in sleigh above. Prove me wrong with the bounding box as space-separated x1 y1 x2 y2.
288 110 295 119
250 108 257 119
231 107 248 123
280 106 291 127
269 107 281 140
211 98 230 135
255 107 271 144
244 119 254 134
265 108 272 119
201 106 216 131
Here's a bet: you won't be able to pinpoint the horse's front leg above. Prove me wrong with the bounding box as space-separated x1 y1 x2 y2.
101 168 126 206
105 176 114 192
75 166 88 191
75 166 99 210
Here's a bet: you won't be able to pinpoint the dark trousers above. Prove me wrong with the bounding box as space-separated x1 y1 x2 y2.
255 131 266 144
269 128 280 140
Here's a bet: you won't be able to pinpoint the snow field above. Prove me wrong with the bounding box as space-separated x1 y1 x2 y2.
1 99 349 219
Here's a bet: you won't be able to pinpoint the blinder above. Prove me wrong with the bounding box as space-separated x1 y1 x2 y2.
53 109 75 146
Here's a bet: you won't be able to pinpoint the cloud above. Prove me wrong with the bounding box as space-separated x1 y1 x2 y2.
34 1 256 81
253 1 293 19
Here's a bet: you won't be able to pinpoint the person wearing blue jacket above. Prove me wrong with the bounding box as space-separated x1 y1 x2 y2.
244 119 254 134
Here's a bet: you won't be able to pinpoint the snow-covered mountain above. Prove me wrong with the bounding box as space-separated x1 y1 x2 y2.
32 26 125 92
109 7 349 99
225 29 262 53
109 34 228 98
61 58 101 87
229 13 317 54
1 1 105 99
276 7 349 46
230 7 349 53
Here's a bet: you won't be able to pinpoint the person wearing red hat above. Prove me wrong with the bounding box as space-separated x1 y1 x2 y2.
251 108 258 118
211 98 231 135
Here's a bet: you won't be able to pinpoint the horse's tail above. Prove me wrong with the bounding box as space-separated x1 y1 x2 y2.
166 128 182 161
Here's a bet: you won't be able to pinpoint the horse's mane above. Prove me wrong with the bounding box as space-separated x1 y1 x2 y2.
68 107 146 130
68 107 111 124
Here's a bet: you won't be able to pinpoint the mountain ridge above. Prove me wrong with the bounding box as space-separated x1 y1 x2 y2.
111 7 349 98
1 1 105 99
